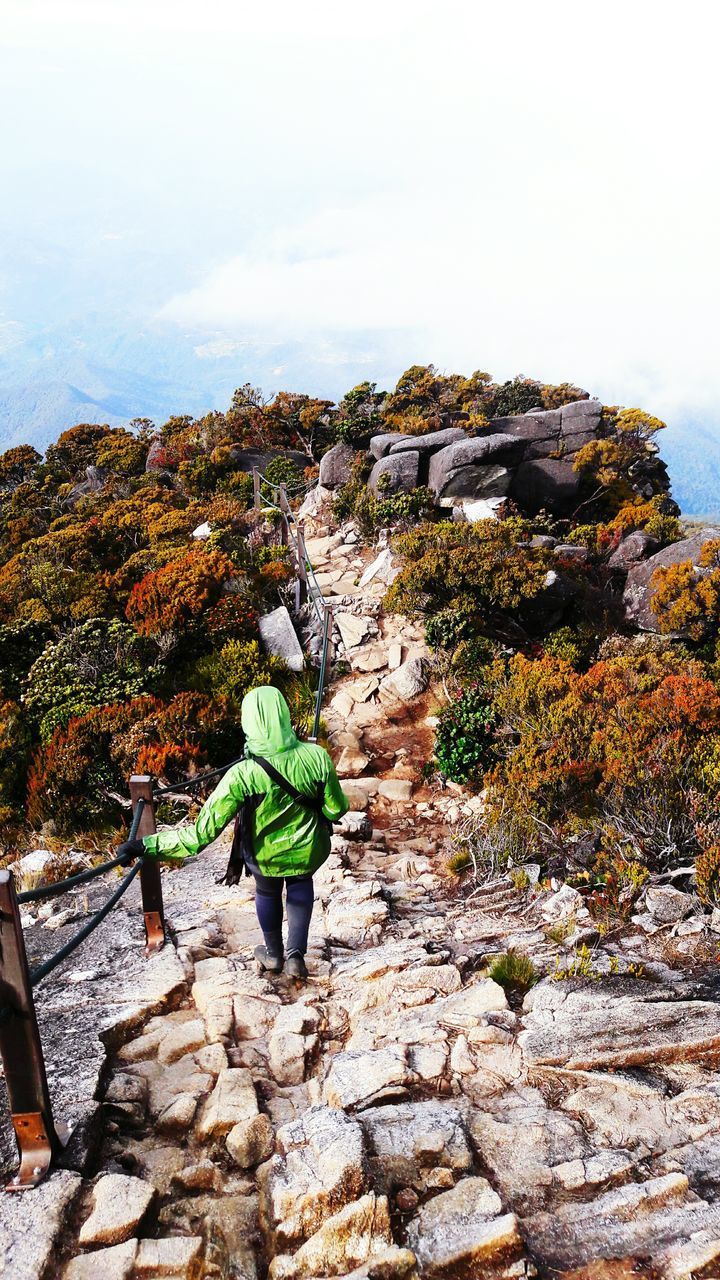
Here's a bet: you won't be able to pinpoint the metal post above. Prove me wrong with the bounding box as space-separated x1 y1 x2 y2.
253 467 261 513
0 871 62 1190
310 603 333 742
278 484 289 546
295 521 308 611
129 776 165 955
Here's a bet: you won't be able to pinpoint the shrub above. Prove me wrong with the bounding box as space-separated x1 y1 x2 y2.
386 520 554 641
446 848 473 876
264 455 304 491
484 648 720 868
434 686 495 785
487 949 538 995
650 540 720 640
23 618 153 741
696 845 720 906
0 699 29 836
191 639 288 709
126 548 236 639
27 692 241 833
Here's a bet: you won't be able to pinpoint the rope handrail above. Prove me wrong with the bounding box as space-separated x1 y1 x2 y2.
29 861 142 987
15 798 146 905
152 755 245 799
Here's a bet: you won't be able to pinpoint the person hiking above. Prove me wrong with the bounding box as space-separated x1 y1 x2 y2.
117 685 349 980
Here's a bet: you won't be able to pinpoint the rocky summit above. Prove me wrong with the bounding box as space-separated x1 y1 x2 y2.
3 505 720 1280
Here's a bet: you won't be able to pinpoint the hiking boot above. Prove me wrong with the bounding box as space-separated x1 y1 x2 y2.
285 952 308 981
254 944 284 973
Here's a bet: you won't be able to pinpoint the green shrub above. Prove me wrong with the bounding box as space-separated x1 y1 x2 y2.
23 618 154 741
487 949 538 995
264 455 304 490
434 686 495 785
191 639 288 710
446 847 473 876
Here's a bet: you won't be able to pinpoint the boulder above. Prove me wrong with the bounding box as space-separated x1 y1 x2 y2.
2 1170 83 1280
337 811 373 841
78 1173 155 1246
259 606 305 672
509 457 582 516
319 443 356 489
428 435 525 504
336 614 374 649
519 985 720 1070
228 446 310 474
297 484 333 519
323 1045 414 1110
368 452 420 496
260 1106 369 1249
359 1101 473 1189
388 427 466 456
195 1067 259 1141
145 439 172 472
369 433 406 460
525 1173 720 1273
645 885 695 923
268 1193 394 1280
623 528 720 633
461 497 505 522
405 1177 524 1279
608 530 659 570
226 1113 274 1168
379 657 429 702
134 1238 203 1278
64 1241 138 1280
560 397 602 426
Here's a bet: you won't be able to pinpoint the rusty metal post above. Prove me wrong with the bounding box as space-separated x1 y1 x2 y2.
278 484 289 546
252 466 261 513
129 776 165 955
0 871 62 1190
295 520 308 611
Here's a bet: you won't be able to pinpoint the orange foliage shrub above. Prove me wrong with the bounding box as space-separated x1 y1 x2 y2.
126 548 236 637
650 540 720 640
27 692 241 833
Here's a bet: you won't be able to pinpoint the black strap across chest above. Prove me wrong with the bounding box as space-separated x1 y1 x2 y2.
250 753 325 819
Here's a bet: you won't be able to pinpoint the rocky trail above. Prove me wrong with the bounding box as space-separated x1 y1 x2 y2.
3 517 720 1280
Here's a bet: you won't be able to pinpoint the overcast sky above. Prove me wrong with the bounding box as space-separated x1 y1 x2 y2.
2 0 719 418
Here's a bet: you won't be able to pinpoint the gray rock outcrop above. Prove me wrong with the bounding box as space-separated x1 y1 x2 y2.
368 451 420 496
428 435 525 504
363 398 620 517
319 442 356 489
623 527 720 633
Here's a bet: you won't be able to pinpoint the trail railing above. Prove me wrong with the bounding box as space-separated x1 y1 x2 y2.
253 468 338 741
0 475 339 1189
0 779 163 1190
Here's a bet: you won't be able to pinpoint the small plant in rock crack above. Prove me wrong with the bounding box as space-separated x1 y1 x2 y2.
510 867 531 892
545 917 576 945
446 847 473 876
487 949 538 996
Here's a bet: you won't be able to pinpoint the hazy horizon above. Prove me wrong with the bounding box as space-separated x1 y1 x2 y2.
1 0 719 511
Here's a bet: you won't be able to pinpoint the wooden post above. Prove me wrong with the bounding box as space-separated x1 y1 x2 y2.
0 871 62 1190
253 467 261 513
129 776 165 955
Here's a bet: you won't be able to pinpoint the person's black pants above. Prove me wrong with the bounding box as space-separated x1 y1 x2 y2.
252 871 315 957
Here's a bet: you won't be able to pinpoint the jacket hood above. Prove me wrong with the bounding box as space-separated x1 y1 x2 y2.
241 685 298 757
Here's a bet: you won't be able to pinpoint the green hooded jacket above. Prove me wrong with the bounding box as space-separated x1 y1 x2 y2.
142 686 349 877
